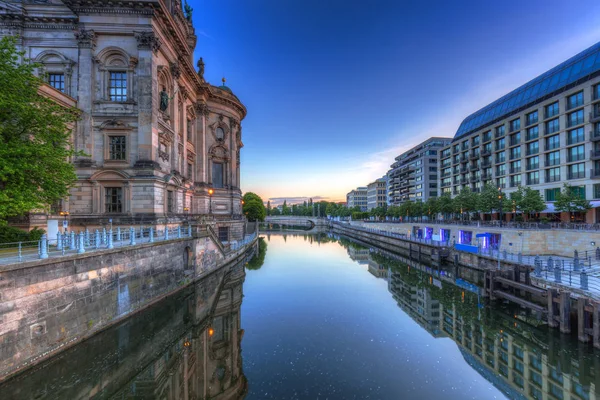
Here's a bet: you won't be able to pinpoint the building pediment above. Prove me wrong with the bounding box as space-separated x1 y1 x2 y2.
90 169 130 181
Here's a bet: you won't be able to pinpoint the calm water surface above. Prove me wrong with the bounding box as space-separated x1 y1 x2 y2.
1 233 598 400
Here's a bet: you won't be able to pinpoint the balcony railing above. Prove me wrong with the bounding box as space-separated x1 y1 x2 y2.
498 183 506 189
470 175 478 182
481 149 491 157
526 164 539 171
481 161 491 168
509 153 521 160
482 135 492 143
526 148 539 156
591 130 600 142
591 169 600 179
568 171 586 180
546 175 561 183
470 152 479 159
481 173 491 180
509 138 520 146
496 157 506 164
589 109 600 123
509 167 521 174
496 169 506 176
526 178 539 185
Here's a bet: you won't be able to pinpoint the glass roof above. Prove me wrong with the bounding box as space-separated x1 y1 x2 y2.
454 41 600 141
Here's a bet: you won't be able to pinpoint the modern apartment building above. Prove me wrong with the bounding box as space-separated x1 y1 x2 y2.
439 41 600 222
367 177 387 210
346 187 368 211
387 137 452 206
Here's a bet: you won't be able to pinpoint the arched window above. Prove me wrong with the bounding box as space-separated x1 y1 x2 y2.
95 47 136 103
216 127 225 142
34 51 74 95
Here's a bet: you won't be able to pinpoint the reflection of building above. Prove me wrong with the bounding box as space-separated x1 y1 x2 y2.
387 266 600 400
346 187 368 211
367 177 387 210
347 246 370 265
367 261 388 280
1 0 246 238
388 269 443 337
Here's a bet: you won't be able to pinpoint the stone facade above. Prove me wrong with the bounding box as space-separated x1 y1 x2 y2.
346 186 368 211
0 0 247 239
0 231 256 379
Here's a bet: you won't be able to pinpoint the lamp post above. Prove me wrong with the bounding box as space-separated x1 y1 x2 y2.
208 188 214 215
59 211 70 232
497 187 503 228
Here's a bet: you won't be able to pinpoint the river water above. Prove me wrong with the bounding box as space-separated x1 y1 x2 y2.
1 233 598 399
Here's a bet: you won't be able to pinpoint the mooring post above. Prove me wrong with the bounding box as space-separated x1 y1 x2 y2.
559 291 571 334
548 289 558 328
578 299 589 343
593 302 600 349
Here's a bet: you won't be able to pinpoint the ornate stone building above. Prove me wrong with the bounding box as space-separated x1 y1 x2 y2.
0 0 247 240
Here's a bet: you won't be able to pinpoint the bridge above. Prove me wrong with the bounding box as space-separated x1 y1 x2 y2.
263 216 329 231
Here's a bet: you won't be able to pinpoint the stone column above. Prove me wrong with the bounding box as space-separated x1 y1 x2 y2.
74 29 97 162
134 31 161 167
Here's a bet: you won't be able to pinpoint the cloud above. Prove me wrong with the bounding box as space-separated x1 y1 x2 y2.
267 196 331 206
197 30 213 40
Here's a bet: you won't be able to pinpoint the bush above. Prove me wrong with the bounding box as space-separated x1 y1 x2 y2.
540 217 549 223
352 212 370 220
0 226 46 244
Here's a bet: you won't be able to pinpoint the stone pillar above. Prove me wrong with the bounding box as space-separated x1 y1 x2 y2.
548 289 558 328
559 291 571 334
74 29 97 162
577 299 589 343
134 31 160 167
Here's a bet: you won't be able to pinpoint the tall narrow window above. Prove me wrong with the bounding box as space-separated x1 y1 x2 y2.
187 119 193 142
109 136 127 160
105 187 123 213
187 162 193 179
212 162 224 188
109 72 127 102
167 190 174 213
48 73 65 92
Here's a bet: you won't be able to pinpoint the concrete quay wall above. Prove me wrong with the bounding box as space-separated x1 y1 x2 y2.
347 221 600 257
0 233 257 381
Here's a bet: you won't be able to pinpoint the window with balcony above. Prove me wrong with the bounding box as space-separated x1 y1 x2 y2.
594 183 600 199
567 109 584 127
546 118 560 134
510 132 521 146
546 151 560 166
510 146 521 160
495 125 505 138
483 143 492 154
545 101 559 118
568 162 585 179
527 171 539 185
546 167 561 183
527 156 539 170
483 131 492 142
526 125 539 141
496 151 506 163
595 84 600 101
526 141 539 155
526 110 538 125
510 174 522 187
497 177 506 188
462 140 469 150
472 136 480 146
545 134 560 151
105 187 123 213
496 164 506 176
570 185 586 199
509 118 521 132
442 148 451 158
567 145 585 162
453 144 460 153
567 127 585 145
510 160 521 173
496 138 505 150
567 90 584 110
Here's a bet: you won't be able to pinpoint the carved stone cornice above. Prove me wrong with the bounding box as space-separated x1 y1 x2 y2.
135 31 161 53
194 101 209 118
74 29 96 49
170 62 181 79
229 117 239 130
158 150 170 162
179 86 189 100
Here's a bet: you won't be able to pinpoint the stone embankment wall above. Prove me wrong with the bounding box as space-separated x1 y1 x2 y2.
0 233 256 380
347 221 599 256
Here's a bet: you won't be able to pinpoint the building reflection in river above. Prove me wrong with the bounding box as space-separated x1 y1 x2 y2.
0 259 248 400
339 237 600 400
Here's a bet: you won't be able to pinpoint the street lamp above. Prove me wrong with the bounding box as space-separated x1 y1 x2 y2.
208 188 214 215
497 187 503 228
59 210 69 232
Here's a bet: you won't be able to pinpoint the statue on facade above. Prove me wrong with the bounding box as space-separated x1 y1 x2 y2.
197 57 205 80
159 87 177 112
184 0 193 21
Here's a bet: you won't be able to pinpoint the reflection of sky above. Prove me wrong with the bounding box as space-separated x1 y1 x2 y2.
190 0 600 202
242 234 507 399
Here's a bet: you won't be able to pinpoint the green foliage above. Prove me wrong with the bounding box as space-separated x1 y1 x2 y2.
424 197 439 218
266 200 272 216
352 211 370 220
477 184 501 214
0 36 82 223
242 192 266 222
520 187 546 217
555 183 592 217
0 225 46 243
438 193 454 218
454 189 478 219
246 237 267 270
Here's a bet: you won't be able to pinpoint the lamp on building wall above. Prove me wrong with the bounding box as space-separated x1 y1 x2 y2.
59 210 69 232
208 188 214 214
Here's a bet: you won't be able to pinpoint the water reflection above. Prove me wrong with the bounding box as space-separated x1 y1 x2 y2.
339 236 600 400
0 259 248 400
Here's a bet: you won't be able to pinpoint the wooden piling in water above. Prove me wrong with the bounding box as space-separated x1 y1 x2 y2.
559 291 571 334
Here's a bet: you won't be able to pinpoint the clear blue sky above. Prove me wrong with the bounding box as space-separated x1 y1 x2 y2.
189 0 600 204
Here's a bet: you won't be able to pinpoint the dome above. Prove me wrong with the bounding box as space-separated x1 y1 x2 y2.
218 85 233 94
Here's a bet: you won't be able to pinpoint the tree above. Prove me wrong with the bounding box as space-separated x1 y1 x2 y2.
477 184 501 216
0 36 82 222
520 187 545 220
266 200 272 216
281 200 290 215
438 194 454 219
425 197 439 220
242 192 266 222
555 183 592 221
454 189 477 220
